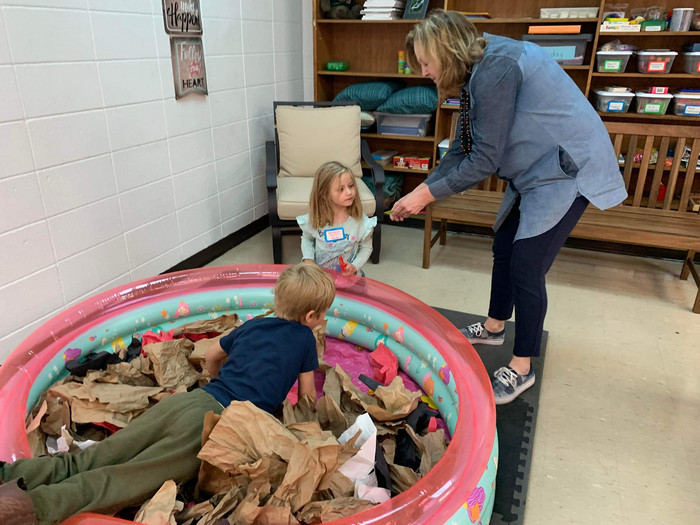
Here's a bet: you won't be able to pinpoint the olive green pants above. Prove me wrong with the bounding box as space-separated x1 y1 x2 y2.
1 388 223 525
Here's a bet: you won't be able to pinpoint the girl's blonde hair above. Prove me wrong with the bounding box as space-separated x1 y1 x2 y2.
406 9 487 99
308 161 363 230
274 262 336 322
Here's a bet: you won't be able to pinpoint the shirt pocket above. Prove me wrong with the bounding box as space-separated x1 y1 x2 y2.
558 145 579 179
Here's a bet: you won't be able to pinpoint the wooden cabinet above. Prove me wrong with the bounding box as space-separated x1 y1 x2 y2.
312 0 700 194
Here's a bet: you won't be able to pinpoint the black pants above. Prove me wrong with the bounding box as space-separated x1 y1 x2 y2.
488 195 589 358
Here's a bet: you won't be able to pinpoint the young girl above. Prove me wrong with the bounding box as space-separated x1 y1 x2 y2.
297 161 377 276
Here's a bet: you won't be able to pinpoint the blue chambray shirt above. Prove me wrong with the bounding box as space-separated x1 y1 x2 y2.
425 34 628 240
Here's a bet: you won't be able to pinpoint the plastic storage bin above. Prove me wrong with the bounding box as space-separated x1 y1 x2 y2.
672 92 700 116
593 90 634 112
634 92 672 114
371 149 398 166
521 34 593 65
636 50 677 73
376 112 431 137
540 7 599 18
596 50 633 72
682 52 700 74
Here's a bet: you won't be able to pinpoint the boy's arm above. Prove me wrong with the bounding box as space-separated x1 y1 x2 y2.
204 342 228 378
297 371 317 403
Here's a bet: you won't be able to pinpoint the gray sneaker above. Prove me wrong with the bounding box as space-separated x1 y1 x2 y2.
491 366 535 405
459 322 505 345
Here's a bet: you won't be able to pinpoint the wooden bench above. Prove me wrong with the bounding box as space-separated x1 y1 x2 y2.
423 122 700 313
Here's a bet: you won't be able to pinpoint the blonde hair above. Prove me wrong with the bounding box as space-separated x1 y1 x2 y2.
274 262 336 323
308 161 363 230
406 9 487 99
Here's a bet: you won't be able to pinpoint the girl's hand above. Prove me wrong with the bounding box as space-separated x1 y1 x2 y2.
391 183 436 221
342 262 357 276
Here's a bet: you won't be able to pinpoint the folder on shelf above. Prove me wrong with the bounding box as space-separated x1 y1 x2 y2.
528 25 581 34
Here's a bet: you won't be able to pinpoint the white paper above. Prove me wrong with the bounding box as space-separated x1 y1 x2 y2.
338 413 388 502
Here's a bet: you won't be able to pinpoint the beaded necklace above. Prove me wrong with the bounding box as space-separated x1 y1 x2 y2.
459 87 472 155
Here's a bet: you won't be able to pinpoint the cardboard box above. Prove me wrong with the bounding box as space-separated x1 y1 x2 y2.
393 154 430 170
690 194 700 213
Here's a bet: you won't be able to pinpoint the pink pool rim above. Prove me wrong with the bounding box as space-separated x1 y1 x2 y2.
0 264 496 524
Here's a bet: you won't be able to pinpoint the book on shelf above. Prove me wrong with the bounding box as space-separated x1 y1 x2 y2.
363 0 405 7
460 12 491 19
361 10 403 20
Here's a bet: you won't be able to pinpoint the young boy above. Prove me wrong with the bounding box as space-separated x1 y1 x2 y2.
0 262 336 525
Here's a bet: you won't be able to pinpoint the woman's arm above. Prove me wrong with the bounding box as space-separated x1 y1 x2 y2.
427 55 522 200
204 342 228 378
297 370 317 403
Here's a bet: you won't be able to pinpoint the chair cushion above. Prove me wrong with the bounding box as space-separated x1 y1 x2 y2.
376 85 438 114
276 105 362 178
333 80 404 111
276 176 377 220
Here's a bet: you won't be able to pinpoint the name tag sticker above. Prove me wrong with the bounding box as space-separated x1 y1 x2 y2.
324 227 345 242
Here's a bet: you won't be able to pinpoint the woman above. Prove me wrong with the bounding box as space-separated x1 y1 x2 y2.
391 10 626 404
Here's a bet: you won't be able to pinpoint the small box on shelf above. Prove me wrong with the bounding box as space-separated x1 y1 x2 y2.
393 154 431 170
438 138 450 159
689 194 700 213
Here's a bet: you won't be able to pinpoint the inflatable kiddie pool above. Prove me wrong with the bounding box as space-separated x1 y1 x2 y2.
0 265 497 524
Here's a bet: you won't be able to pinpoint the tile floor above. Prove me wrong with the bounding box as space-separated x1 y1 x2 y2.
208 224 699 525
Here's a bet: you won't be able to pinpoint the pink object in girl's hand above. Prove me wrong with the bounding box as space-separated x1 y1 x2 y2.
339 256 348 272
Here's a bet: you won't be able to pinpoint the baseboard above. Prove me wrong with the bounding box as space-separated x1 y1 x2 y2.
163 216 269 273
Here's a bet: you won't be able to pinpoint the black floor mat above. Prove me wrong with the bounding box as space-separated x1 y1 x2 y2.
433 307 547 525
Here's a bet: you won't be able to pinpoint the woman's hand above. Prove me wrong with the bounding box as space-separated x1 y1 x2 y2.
390 183 436 221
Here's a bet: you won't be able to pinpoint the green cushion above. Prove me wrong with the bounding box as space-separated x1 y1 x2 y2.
333 80 404 111
376 86 438 114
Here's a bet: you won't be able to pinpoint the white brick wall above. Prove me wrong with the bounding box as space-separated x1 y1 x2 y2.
0 0 312 362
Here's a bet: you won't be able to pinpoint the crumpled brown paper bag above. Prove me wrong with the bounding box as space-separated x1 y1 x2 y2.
296 496 376 523
329 366 422 422
197 401 356 514
144 339 200 390
48 380 162 427
133 479 183 525
172 313 242 338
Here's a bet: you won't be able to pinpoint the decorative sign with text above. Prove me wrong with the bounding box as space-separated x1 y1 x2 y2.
162 0 202 36
170 38 208 99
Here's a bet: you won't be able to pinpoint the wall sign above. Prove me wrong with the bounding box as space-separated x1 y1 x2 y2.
162 0 202 36
170 38 208 99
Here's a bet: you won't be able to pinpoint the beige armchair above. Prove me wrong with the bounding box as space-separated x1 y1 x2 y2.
266 101 385 264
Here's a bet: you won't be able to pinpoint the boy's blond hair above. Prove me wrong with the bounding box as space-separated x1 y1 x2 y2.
406 9 487 99
274 262 336 322
308 161 363 230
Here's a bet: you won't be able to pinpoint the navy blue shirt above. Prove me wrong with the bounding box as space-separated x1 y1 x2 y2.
202 317 319 413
